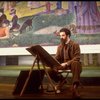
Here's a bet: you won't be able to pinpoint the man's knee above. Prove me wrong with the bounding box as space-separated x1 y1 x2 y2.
71 61 81 67
71 61 82 72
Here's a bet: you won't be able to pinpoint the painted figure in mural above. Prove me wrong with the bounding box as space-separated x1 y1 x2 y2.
0 8 7 27
45 1 51 13
68 1 100 34
0 19 10 39
56 1 62 9
48 28 82 98
27 1 41 10
9 8 20 32
55 1 66 15
19 17 33 34
68 1 77 14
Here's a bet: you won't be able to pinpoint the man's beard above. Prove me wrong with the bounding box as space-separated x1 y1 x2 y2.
60 38 66 45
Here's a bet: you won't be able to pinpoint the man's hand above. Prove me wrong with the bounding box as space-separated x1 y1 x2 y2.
61 62 68 67
61 63 66 67
53 62 68 71
60 62 68 69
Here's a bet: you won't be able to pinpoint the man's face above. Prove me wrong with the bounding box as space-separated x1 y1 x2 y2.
59 32 68 45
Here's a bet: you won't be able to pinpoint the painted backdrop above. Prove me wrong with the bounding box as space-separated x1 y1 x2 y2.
0 1 100 47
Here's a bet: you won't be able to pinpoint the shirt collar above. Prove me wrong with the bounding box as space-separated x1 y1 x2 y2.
65 37 70 44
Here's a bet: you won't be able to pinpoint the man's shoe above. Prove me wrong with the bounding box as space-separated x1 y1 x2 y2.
55 85 61 94
71 85 80 98
55 79 67 94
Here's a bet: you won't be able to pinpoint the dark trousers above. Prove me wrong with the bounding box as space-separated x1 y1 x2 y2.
48 61 82 85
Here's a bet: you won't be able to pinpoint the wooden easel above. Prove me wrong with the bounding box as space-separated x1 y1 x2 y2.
20 46 57 96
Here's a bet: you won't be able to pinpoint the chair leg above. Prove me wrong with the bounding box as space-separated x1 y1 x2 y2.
58 72 70 87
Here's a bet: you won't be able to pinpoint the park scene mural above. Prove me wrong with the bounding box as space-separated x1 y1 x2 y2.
0 1 100 47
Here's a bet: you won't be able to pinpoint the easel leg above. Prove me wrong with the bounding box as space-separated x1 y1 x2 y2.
37 57 44 91
20 56 37 96
42 63 56 93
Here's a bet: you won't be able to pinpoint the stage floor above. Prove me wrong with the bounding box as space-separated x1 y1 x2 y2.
0 66 100 99
0 84 100 99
